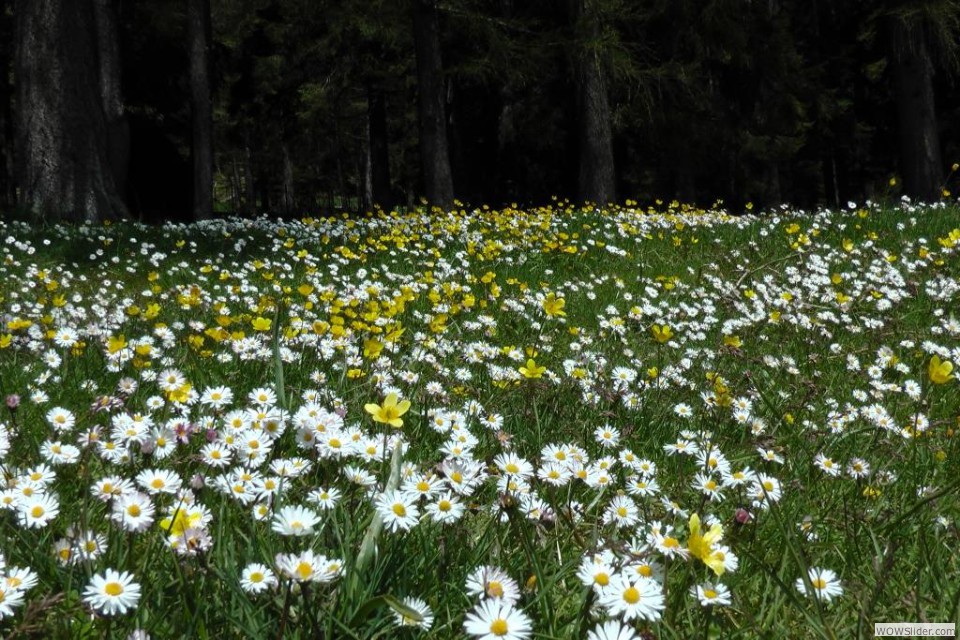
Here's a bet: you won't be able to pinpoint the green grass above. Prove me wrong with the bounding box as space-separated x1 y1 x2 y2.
0 200 958 639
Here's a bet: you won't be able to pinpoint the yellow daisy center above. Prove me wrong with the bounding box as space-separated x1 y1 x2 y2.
392 503 407 517
105 582 124 596
595 572 609 586
296 562 312 580
623 586 641 604
490 618 509 636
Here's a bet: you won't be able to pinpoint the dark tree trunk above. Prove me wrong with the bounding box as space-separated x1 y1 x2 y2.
495 88 518 201
412 0 454 209
569 0 616 205
281 140 295 214
0 0 14 209
244 140 256 216
93 0 129 206
230 154 241 212
14 0 127 223
888 16 942 201
188 0 213 220
365 87 392 210
494 0 519 203
256 168 270 214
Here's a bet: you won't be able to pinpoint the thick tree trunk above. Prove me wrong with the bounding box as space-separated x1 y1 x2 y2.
365 87 392 210
244 140 256 216
188 0 213 220
412 0 454 209
281 140 296 214
569 0 616 205
0 0 14 209
93 0 129 205
256 167 270 214
230 154 241 213
888 17 942 201
14 0 127 223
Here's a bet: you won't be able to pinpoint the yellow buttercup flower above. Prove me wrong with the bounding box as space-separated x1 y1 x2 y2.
542 292 566 317
929 356 954 385
651 324 673 344
107 335 127 354
519 358 546 379
688 513 725 576
722 335 741 348
251 317 272 332
363 338 384 359
365 393 411 428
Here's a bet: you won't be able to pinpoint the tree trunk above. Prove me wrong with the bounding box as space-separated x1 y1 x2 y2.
569 0 616 205
244 140 256 216
412 0 454 209
888 16 942 201
14 0 127 223
188 0 213 220
365 87 392 210
256 166 270 214
281 140 296 214
93 0 129 206
0 0 14 210
230 153 241 213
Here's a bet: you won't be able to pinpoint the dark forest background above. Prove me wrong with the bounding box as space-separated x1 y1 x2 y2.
1 0 959 223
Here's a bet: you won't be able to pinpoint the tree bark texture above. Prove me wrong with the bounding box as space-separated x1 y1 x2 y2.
365 87 392 210
14 0 127 222
188 0 214 219
93 0 129 203
412 0 454 209
889 16 942 201
243 139 256 216
281 140 296 214
0 0 14 209
569 0 616 205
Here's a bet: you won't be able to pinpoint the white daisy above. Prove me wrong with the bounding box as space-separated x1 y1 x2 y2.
82 569 141 616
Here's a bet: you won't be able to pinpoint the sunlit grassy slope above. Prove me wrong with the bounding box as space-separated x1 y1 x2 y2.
0 200 958 639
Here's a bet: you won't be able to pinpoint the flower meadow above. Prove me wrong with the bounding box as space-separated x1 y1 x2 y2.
0 200 958 639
